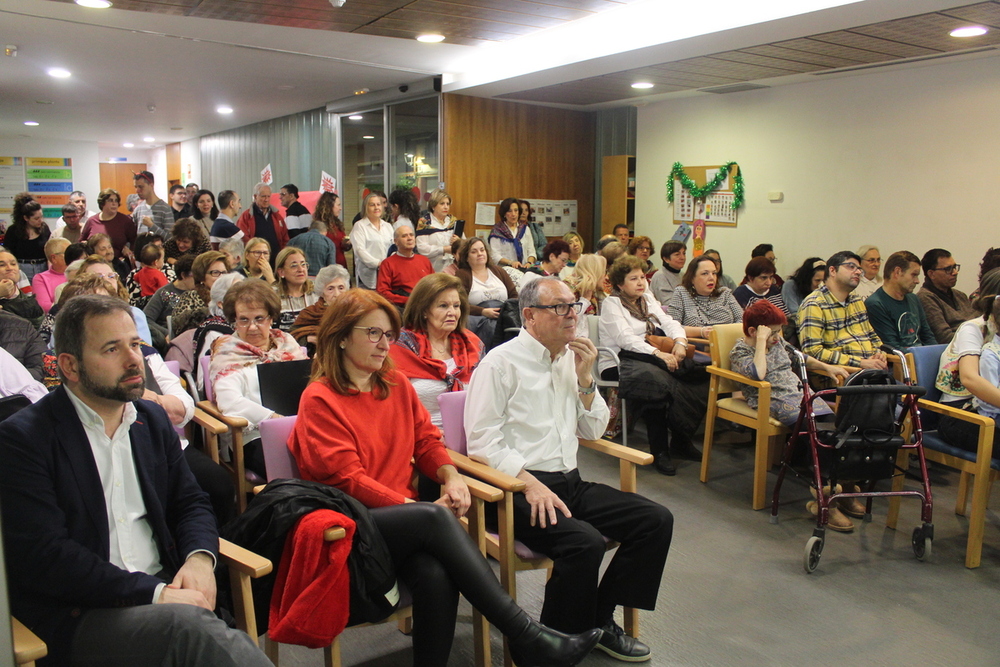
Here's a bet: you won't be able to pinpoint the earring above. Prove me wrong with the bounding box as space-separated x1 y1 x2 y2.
340 342 346 349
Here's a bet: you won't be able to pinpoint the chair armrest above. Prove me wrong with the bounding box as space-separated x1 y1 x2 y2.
447 450 526 493
12 617 47 664
918 399 994 426
596 346 620 367
579 438 654 465
809 366 850 385
461 475 504 503
197 400 248 429
706 365 771 389
191 408 227 435
219 538 272 578
687 337 710 347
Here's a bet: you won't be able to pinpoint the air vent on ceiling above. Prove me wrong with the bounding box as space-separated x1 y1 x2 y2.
813 46 998 75
699 83 770 94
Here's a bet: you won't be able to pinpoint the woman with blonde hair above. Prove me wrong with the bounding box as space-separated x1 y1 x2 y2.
242 237 275 283
273 246 317 332
416 188 461 272
565 253 607 338
351 192 394 289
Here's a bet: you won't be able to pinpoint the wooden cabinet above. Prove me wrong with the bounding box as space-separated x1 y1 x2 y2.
600 155 635 238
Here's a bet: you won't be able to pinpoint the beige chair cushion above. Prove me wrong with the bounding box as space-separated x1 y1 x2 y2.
717 397 785 428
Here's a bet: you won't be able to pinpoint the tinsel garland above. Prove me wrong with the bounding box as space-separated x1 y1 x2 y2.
666 162 744 210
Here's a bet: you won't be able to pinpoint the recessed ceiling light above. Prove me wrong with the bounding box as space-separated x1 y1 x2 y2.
142 136 155 142
416 34 445 43
75 0 113 7
217 105 233 114
631 82 654 89
353 88 369 96
123 142 134 148
47 67 71 78
23 121 39 126
348 115 363 120
950 26 988 37
362 135 375 139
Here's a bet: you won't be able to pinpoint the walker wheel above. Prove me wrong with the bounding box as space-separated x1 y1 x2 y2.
804 536 823 573
912 527 932 561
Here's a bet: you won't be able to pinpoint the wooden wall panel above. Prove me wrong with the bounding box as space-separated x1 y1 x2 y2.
166 143 182 186
442 94 595 247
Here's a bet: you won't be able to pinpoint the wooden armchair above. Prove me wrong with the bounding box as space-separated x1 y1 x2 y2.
893 345 997 568
12 618 46 666
437 391 653 667
257 416 498 667
197 355 253 512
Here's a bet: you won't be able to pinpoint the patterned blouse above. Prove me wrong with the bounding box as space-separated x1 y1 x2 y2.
668 286 744 327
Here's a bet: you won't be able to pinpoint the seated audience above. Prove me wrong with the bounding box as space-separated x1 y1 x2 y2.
0 294 270 667
81 188 136 263
565 253 607 337
668 255 744 340
441 237 463 276
0 247 44 327
561 231 585 278
600 255 700 475
286 217 338 276
243 237 275 283
650 241 686 305
466 277 671 661
135 242 169 298
391 273 482 427
273 247 318 332
598 241 627 275
31 237 70 313
971 247 1000 299
703 249 736 292
854 245 882 300
613 223 630 246
782 257 826 317
291 264 349 348
918 248 977 344
748 243 783 287
626 236 656 281
209 279 307 477
0 309 45 381
489 198 535 269
164 218 211 265
85 231 130 282
454 237 517 344
289 288 601 667
733 256 790 314
125 233 173 306
176 271 244 394
0 344 47 403
797 250 886 370
351 192 394 289
524 239 571 283
77 257 154 346
143 253 196 331
171 251 231 336
376 225 434 308
219 237 245 276
864 251 936 349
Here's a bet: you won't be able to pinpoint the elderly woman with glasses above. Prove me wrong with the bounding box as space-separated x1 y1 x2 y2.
81 188 137 264
171 251 231 336
290 264 350 348
854 245 882 300
209 279 307 477
288 288 601 667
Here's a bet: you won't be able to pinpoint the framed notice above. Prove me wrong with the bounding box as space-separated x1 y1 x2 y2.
671 164 739 227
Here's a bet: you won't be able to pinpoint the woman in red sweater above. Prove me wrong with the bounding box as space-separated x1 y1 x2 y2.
289 289 600 667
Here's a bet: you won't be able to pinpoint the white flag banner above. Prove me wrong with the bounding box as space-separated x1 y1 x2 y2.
260 164 273 185
320 171 337 194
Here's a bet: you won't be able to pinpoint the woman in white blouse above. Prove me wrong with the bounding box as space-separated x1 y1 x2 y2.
415 189 462 272
454 237 517 344
350 192 394 289
599 254 705 476
488 198 535 269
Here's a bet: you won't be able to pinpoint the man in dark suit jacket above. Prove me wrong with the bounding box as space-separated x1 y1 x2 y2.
0 295 270 666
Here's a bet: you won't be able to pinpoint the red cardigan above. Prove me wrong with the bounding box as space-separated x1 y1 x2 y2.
289 372 454 508
236 207 289 250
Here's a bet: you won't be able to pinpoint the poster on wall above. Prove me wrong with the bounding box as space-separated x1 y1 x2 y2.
26 157 74 226
528 199 577 237
704 192 737 225
673 181 694 221
0 157 27 230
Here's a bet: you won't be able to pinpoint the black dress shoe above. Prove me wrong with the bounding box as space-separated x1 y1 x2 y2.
670 438 703 461
596 619 651 662
653 453 676 476
508 622 602 667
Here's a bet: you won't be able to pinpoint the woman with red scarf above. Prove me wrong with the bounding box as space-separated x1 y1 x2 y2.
390 273 483 427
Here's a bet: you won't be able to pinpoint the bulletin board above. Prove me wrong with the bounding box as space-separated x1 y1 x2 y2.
670 164 739 227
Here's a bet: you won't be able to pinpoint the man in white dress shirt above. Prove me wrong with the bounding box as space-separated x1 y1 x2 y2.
465 277 673 663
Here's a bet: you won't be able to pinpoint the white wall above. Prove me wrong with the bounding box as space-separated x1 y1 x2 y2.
635 54 1000 294
180 138 201 187
0 136 100 225
96 146 154 164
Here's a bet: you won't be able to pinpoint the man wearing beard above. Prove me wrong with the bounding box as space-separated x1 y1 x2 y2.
0 294 270 666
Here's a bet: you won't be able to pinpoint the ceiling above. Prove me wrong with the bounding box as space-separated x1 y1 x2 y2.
1 0 998 146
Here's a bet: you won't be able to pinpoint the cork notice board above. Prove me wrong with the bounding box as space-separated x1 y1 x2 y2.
671 164 739 227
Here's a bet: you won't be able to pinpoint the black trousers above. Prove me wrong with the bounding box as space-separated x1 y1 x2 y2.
496 469 673 634
370 502 527 667
183 445 237 528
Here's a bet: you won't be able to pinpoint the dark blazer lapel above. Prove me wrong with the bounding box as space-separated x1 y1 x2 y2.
51 386 110 558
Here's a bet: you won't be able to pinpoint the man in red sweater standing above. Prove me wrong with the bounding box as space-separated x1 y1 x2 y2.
376 225 433 308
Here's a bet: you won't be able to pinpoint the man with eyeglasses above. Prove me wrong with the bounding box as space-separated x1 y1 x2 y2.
209 190 244 249
798 250 887 371
465 277 672 663
918 248 977 344
375 225 432 308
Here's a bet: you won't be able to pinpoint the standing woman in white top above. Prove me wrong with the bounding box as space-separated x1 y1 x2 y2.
351 192 394 289
389 187 421 231
854 245 882 300
415 189 461 272
488 198 535 269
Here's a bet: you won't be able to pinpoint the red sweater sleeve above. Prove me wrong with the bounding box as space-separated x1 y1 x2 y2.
375 259 407 305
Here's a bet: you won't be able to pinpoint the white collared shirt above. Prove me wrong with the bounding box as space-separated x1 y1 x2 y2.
465 329 610 478
65 387 162 579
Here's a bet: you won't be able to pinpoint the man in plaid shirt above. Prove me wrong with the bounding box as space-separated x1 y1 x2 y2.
797 250 888 370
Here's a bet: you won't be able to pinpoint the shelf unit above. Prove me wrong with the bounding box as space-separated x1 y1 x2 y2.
601 155 635 238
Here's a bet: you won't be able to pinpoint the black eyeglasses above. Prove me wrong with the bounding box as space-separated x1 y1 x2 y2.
530 302 583 317
930 264 960 275
354 326 397 343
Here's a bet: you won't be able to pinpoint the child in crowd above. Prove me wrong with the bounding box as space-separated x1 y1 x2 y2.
972 297 1000 438
135 243 168 297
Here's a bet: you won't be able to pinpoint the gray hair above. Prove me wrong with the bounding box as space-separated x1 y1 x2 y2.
394 224 413 242
252 182 271 197
314 264 350 297
54 295 133 378
518 276 563 314
209 271 245 317
219 237 244 260
857 245 879 259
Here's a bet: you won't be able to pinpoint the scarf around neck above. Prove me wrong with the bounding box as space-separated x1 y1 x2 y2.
390 328 482 391
488 221 527 262
209 329 305 387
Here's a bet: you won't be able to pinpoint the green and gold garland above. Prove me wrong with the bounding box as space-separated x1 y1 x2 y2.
666 162 744 210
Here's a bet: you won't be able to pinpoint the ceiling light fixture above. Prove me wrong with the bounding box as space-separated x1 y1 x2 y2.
416 34 445 43
348 114 363 120
142 136 155 142
75 0 113 7
47 67 71 78
353 88 369 96
217 105 233 114
950 26 988 37
23 121 39 126
362 135 375 139
631 82 654 89
123 142 134 147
